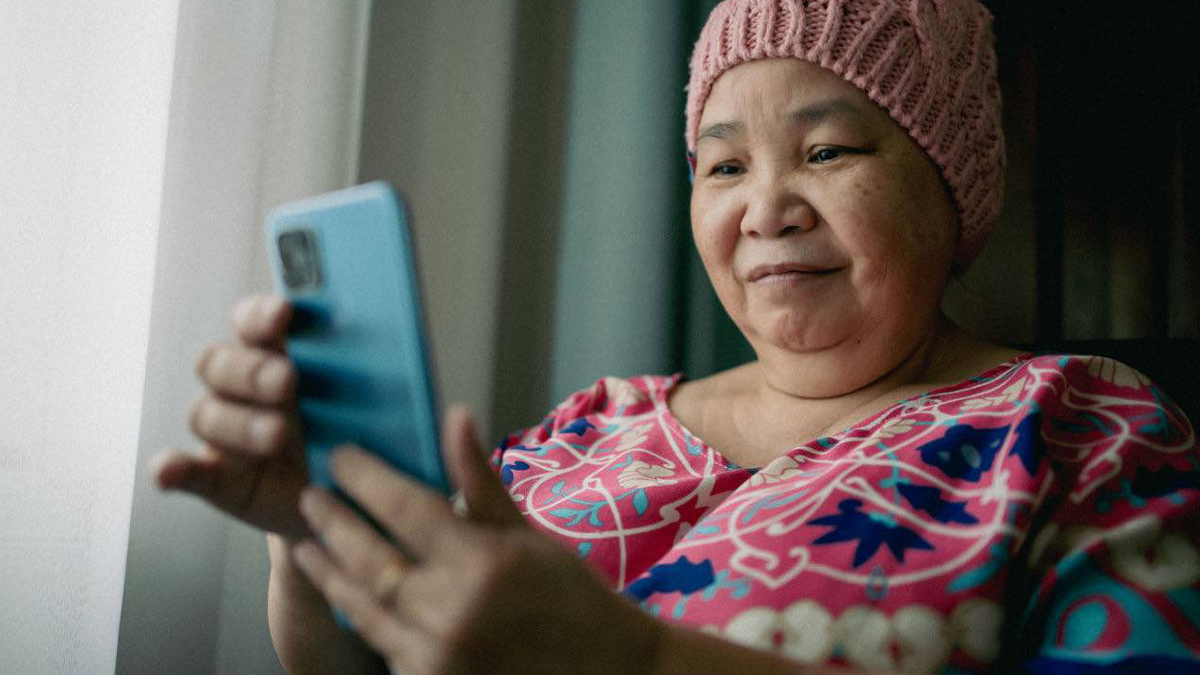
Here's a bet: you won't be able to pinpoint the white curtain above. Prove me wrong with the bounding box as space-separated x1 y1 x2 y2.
0 2 180 672
115 2 370 674
0 1 369 673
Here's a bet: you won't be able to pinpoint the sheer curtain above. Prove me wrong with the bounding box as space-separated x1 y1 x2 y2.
0 0 369 673
115 2 369 674
0 2 180 672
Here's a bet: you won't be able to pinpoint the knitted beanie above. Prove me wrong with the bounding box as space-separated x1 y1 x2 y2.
686 0 1005 264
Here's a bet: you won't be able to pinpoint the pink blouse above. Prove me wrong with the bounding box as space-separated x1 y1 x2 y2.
493 354 1199 673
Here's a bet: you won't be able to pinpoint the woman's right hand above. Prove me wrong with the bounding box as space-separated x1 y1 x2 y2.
154 294 311 539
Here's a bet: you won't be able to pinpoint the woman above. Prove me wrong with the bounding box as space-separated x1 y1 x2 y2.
155 0 1200 673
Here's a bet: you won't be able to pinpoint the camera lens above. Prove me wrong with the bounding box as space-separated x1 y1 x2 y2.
278 229 322 291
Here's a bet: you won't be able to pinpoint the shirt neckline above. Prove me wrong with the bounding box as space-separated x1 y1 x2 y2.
657 352 1035 471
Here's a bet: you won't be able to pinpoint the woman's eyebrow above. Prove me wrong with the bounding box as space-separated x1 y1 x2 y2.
696 121 743 144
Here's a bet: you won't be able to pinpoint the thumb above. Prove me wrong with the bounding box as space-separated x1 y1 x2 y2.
442 405 524 527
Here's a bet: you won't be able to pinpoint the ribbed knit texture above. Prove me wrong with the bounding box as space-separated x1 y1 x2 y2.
686 0 1005 264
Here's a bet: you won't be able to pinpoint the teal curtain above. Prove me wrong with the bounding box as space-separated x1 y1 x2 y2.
548 0 751 404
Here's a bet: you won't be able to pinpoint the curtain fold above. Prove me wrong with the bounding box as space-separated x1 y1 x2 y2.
115 2 370 674
545 0 748 409
0 2 182 673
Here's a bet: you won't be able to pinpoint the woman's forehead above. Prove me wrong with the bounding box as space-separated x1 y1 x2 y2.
699 59 884 131
697 60 886 145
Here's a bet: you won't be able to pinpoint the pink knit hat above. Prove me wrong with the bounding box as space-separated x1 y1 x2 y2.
686 0 1005 264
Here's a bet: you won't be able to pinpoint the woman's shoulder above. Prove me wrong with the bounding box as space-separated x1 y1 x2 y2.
930 332 1175 407
561 374 675 416
995 351 1177 405
497 374 677 450
949 350 1194 495
930 347 1187 427
1019 351 1157 387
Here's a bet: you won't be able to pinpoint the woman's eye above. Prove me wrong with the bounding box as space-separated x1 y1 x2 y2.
810 147 843 163
710 163 742 177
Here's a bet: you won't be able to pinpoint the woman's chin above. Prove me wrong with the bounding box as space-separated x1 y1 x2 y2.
745 310 854 357
751 328 846 361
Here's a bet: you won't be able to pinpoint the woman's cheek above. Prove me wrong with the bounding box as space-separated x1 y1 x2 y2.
718 189 749 230
691 193 740 257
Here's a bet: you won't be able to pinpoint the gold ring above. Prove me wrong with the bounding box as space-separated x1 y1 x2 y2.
371 559 408 603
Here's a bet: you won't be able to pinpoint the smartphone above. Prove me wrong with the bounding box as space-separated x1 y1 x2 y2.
264 181 450 496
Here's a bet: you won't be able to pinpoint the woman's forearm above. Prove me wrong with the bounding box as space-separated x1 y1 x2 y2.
266 534 389 675
651 624 906 675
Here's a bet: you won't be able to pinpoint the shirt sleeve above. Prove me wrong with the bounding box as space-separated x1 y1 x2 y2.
1011 356 1200 674
488 376 635 485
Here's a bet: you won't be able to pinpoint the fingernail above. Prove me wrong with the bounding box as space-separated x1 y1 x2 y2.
208 345 229 374
233 298 253 328
147 453 174 488
261 294 285 317
257 359 289 397
192 399 216 434
298 487 326 522
251 417 278 453
292 539 319 571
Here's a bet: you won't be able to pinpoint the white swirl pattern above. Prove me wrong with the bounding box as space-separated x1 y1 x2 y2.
495 355 1198 672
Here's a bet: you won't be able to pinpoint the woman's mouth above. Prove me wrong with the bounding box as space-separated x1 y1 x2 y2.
746 263 841 283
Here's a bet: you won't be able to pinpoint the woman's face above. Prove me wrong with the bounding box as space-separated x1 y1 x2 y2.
690 58 957 371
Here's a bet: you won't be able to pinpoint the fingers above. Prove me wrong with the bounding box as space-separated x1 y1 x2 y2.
291 540 422 662
294 489 448 675
151 446 265 512
151 448 221 495
157 293 309 538
231 293 292 351
192 297 298 460
190 396 290 457
298 487 411 592
442 405 524 527
329 447 463 556
196 342 295 406
153 445 313 537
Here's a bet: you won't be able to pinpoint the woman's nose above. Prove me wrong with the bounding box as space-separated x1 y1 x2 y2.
739 180 817 238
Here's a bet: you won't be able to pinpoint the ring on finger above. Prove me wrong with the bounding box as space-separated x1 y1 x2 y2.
371 557 409 605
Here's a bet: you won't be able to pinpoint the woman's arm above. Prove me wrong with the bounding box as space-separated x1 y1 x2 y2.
287 408 921 675
267 535 389 675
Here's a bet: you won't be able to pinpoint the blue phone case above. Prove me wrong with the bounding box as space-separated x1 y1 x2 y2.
264 182 449 496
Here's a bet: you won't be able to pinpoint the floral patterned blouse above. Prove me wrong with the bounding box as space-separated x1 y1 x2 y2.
492 354 1199 674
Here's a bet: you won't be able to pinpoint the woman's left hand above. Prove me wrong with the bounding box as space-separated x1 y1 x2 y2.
291 405 666 675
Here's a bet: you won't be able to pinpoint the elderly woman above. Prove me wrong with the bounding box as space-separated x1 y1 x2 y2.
156 0 1200 673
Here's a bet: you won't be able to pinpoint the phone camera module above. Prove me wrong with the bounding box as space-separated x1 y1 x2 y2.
277 229 322 291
